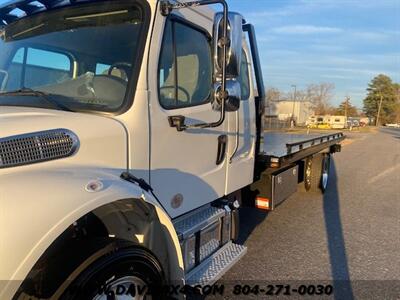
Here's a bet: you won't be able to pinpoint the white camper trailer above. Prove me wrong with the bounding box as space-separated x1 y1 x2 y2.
330 116 348 129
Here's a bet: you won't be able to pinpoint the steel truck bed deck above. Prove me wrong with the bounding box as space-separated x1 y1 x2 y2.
258 131 345 171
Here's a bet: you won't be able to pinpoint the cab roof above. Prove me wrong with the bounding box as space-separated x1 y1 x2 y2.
1 0 217 31
0 0 116 25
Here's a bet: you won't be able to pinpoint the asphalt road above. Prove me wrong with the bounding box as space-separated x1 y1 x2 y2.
217 128 400 299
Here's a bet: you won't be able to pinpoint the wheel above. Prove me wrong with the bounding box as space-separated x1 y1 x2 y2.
107 62 132 81
303 157 313 191
319 154 331 193
16 239 166 300
159 85 190 103
306 154 331 193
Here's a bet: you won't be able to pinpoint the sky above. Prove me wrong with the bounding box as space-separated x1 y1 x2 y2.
228 0 400 108
1 0 399 108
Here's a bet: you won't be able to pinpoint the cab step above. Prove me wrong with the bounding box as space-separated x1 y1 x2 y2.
185 241 247 286
173 206 225 240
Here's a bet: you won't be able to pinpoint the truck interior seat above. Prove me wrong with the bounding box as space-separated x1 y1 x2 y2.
160 54 199 107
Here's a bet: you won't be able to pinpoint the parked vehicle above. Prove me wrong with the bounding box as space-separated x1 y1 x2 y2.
307 115 331 129
0 0 344 299
360 117 371 126
306 115 319 127
385 123 400 128
330 116 347 129
345 119 359 130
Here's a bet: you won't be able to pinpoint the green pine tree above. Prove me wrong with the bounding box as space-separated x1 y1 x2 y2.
363 74 398 125
335 98 358 117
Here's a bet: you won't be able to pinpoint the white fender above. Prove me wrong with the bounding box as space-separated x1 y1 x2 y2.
0 165 183 299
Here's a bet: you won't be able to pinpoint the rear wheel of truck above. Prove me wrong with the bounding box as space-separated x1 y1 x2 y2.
320 154 331 193
306 154 331 194
16 239 166 300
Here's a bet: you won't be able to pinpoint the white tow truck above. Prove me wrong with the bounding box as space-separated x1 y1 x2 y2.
0 0 344 298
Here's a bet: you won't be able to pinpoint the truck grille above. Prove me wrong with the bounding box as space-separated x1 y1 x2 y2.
0 129 79 168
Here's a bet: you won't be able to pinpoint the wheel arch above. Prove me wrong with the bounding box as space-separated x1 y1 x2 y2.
13 197 184 299
0 168 183 299
17 198 183 298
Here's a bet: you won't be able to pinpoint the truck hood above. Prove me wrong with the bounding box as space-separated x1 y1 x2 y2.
0 106 127 172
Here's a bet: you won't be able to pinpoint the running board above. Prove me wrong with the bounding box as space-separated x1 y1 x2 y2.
185 242 247 286
173 206 225 240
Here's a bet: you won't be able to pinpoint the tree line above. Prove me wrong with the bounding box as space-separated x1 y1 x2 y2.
266 83 357 117
265 74 400 125
266 83 336 116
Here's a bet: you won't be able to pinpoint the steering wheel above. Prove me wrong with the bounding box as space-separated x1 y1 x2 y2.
160 85 190 104
107 63 132 81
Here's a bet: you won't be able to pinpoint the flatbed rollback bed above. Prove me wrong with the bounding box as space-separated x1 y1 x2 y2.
249 131 345 210
245 19 345 210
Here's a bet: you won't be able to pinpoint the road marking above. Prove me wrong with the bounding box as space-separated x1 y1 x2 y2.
368 164 400 184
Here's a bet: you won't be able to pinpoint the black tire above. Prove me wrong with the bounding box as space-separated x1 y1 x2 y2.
16 239 166 300
320 154 331 193
303 157 313 192
308 154 331 193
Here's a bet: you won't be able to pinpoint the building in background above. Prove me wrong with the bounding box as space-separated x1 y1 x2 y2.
265 100 314 126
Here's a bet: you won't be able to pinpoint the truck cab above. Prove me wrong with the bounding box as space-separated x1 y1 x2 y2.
0 0 261 298
0 0 343 299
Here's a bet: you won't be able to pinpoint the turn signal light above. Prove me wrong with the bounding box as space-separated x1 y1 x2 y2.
255 197 271 211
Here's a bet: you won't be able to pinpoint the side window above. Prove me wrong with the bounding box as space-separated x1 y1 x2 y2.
158 19 212 109
96 63 111 75
7 47 72 90
239 50 250 100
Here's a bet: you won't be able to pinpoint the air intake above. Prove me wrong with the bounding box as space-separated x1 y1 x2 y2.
0 129 79 168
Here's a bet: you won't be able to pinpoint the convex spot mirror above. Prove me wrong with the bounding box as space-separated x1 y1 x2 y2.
214 12 244 79
212 80 241 112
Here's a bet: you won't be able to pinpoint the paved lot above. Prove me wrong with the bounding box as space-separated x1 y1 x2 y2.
219 128 400 299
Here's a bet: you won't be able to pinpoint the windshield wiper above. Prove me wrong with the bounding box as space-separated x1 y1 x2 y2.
0 88 74 112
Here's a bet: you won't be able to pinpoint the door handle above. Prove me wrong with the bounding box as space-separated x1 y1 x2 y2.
216 135 228 165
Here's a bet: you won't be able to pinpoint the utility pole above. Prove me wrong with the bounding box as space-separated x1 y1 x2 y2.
376 92 383 126
291 84 297 128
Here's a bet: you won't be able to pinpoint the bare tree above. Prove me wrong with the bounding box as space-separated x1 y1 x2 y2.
266 88 281 102
265 83 335 117
306 83 335 115
288 90 308 102
265 88 281 116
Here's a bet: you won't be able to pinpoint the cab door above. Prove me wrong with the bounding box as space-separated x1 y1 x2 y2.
149 14 228 218
225 45 257 194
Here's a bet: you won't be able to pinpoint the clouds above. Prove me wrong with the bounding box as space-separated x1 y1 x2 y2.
229 0 400 107
271 25 342 35
349 30 399 42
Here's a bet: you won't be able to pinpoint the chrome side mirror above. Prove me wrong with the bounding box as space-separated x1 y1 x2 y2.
163 0 238 131
214 12 243 79
0 70 8 91
212 80 241 112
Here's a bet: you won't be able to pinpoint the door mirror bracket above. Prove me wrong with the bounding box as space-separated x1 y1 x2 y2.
168 115 186 132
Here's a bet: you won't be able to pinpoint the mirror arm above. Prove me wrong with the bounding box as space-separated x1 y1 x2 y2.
161 0 229 132
168 93 225 131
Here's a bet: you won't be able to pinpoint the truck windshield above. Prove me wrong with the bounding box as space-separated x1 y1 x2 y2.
0 1 147 113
